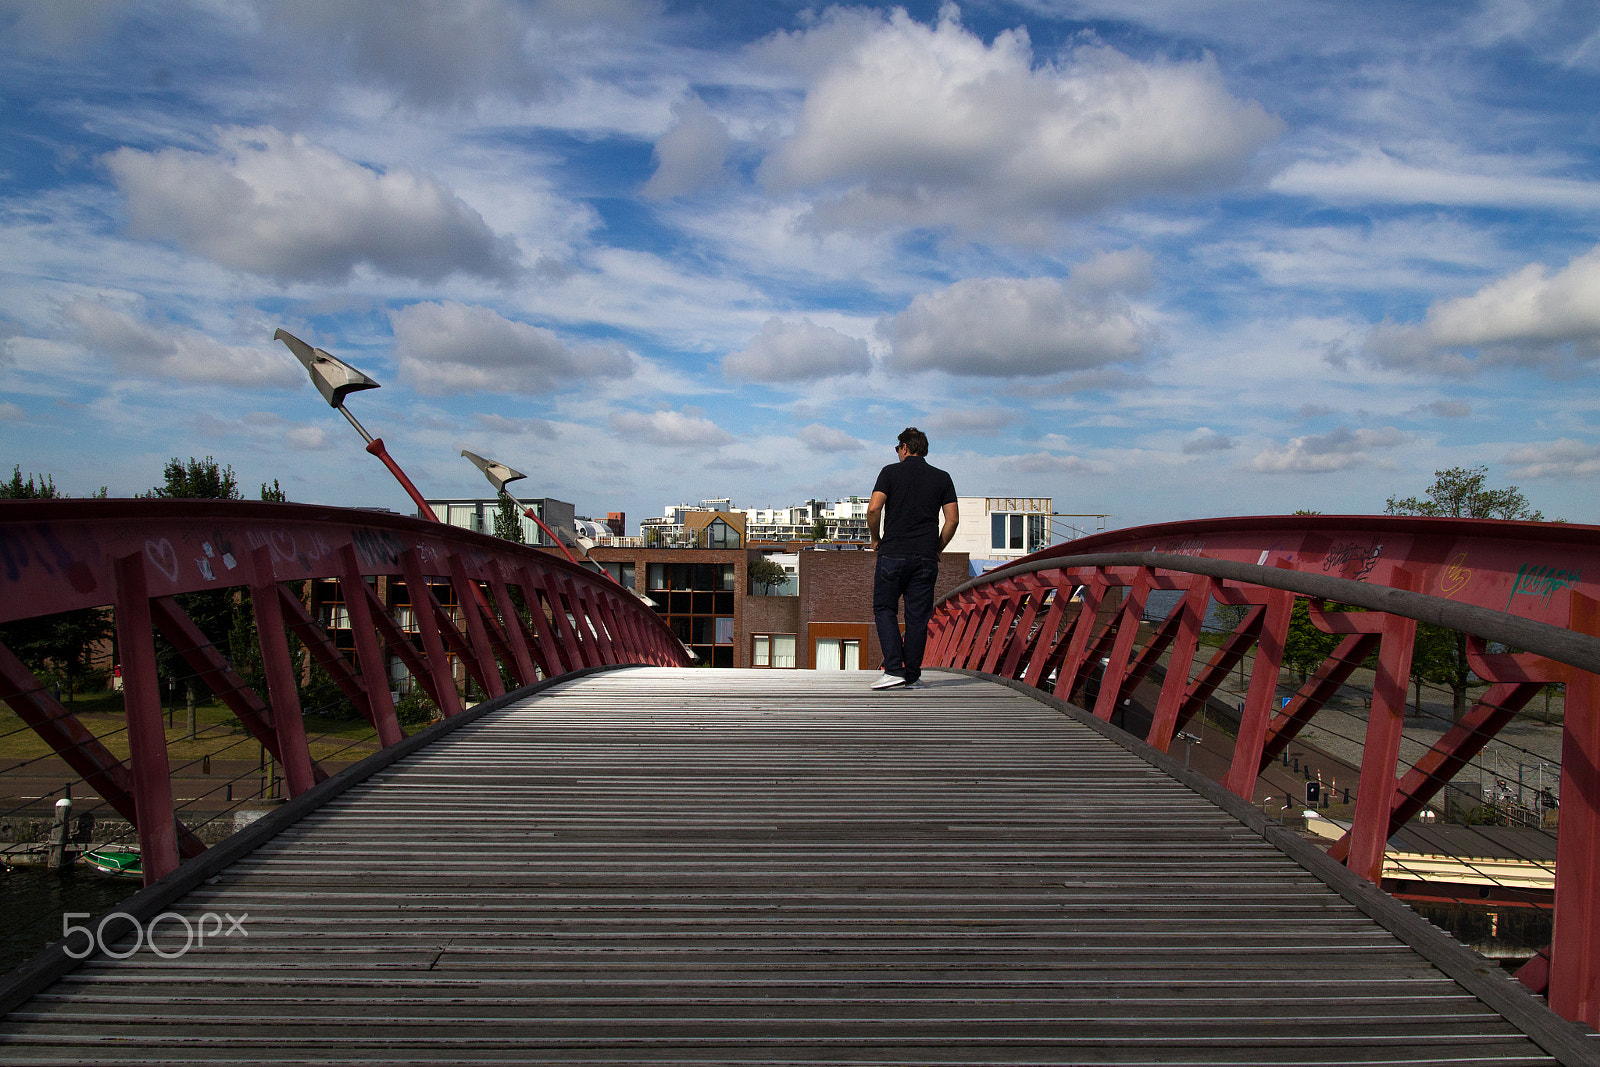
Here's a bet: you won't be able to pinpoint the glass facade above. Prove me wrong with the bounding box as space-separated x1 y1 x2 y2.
647 561 737 666
705 518 741 548
599 561 636 587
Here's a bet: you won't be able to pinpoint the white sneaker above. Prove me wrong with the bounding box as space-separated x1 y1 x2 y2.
870 672 907 690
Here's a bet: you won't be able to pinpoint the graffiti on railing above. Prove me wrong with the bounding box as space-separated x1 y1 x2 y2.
1439 552 1472 597
1506 562 1581 611
1323 540 1383 581
350 525 407 567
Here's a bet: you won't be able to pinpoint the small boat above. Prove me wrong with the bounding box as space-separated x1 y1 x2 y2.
81 846 142 880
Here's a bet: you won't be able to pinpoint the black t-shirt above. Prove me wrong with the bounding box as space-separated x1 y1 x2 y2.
872 456 957 558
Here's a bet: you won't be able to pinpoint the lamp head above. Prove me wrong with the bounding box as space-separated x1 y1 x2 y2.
274 329 380 409
461 449 526 494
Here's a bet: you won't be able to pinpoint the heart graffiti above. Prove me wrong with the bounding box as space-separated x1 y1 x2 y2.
144 538 180 582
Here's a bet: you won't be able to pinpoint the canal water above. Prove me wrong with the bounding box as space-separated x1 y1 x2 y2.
1412 901 1551 969
1 865 136 975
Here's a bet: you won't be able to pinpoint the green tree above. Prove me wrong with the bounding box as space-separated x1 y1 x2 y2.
493 492 526 543
0 468 111 699
260 479 287 502
151 458 241 736
749 556 788 595
1386 465 1543 522
1386 466 1546 720
1282 599 1340 682
809 517 828 541
2 465 58 498
150 455 239 500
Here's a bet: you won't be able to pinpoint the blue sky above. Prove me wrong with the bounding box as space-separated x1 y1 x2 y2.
2 0 1598 531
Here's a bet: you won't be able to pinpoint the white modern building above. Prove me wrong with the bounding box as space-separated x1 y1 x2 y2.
424 495 576 551
642 495 1079 556
645 497 870 545
946 497 1055 570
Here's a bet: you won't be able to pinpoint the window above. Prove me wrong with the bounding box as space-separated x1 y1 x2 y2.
647 561 739 666
991 512 1036 552
445 504 479 532
753 634 796 668
706 518 741 549
814 638 860 671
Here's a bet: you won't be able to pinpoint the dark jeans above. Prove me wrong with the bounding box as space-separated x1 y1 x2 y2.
872 553 940 683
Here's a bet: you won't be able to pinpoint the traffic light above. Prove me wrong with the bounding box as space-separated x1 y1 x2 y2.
1305 780 1321 805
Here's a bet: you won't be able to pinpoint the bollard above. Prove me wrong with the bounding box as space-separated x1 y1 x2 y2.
48 796 72 869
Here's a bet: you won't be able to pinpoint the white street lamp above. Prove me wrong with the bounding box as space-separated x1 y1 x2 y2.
275 329 440 521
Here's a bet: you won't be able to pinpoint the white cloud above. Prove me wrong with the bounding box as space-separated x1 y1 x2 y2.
1505 438 1600 478
1409 399 1472 418
999 451 1098 474
1182 429 1234 454
284 425 333 450
1271 147 1600 212
1426 246 1600 346
756 7 1281 239
642 96 731 199
1028 367 1152 394
928 407 1015 437
609 409 734 448
1250 426 1408 473
797 423 865 452
62 300 301 388
722 317 871 382
475 412 559 438
392 301 632 396
880 275 1153 377
1066 248 1157 296
262 0 550 108
258 0 661 111
105 126 518 283
0 401 24 421
1361 244 1600 374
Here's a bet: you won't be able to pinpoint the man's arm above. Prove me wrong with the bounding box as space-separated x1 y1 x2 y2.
937 500 959 551
867 491 888 549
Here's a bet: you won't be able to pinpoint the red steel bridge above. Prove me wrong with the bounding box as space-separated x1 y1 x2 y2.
0 499 1599 1064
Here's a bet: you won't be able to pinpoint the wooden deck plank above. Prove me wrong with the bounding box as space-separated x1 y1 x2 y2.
0 667 1593 1066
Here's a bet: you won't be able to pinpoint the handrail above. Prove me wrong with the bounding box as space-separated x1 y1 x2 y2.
927 514 1600 1027
942 550 1600 677
0 499 688 886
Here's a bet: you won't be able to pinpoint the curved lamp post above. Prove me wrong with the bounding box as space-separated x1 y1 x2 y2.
460 449 587 568
275 329 440 522
463 450 672 633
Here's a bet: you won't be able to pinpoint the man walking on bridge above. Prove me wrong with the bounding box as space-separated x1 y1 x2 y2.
867 427 958 690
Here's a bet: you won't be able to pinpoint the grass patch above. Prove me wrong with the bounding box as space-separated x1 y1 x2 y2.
0 692 381 763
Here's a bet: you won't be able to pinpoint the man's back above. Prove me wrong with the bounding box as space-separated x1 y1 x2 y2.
872 456 956 558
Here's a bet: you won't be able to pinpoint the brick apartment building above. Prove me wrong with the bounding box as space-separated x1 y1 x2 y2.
590 545 969 671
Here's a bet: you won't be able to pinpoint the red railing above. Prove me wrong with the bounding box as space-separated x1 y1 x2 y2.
0 500 687 885
929 514 1600 1027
